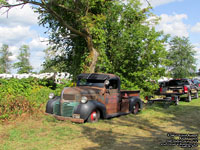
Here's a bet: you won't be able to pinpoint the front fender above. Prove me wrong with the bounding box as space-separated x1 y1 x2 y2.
73 100 106 121
45 96 61 114
129 97 143 112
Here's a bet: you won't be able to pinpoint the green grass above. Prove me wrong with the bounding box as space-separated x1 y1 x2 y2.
0 98 199 150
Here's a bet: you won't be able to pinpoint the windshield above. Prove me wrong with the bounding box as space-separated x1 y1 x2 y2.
168 80 189 86
77 79 105 87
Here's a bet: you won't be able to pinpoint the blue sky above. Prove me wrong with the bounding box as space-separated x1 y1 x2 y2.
0 0 200 73
148 0 200 70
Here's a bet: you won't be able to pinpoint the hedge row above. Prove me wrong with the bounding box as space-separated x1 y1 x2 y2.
0 78 72 121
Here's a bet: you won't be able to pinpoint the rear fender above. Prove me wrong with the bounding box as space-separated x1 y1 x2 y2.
129 97 143 112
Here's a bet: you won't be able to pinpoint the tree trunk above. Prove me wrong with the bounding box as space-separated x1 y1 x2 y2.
85 35 99 73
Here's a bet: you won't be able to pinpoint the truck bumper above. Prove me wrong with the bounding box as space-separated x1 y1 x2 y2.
45 113 84 123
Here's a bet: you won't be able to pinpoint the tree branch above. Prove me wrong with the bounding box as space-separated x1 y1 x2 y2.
1 0 88 38
0 2 26 9
40 0 87 38
145 0 151 7
56 4 78 14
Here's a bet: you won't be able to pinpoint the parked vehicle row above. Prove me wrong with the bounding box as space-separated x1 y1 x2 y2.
45 74 200 123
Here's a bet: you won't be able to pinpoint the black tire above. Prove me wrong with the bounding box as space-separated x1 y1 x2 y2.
186 93 192 102
194 92 199 99
132 103 139 114
87 110 100 123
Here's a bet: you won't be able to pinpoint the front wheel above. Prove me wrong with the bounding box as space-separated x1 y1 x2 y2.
132 103 139 114
87 110 100 123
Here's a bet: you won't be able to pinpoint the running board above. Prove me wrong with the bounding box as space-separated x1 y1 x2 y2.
106 112 130 119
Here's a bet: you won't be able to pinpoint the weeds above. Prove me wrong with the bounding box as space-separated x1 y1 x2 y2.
0 78 71 121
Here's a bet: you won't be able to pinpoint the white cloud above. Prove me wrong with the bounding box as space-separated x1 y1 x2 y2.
8 45 18 61
30 51 45 71
29 37 49 51
0 0 48 73
191 23 200 33
157 13 189 37
28 37 48 72
141 0 183 8
0 25 37 44
0 0 39 27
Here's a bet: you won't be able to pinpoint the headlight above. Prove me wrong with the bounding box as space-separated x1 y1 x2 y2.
49 93 55 99
81 96 88 103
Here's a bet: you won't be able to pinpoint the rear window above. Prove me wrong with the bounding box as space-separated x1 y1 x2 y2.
193 79 200 84
168 80 189 86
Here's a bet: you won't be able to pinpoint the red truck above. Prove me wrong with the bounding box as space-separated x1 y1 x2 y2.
45 73 143 123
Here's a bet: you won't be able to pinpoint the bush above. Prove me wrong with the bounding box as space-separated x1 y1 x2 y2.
0 77 72 121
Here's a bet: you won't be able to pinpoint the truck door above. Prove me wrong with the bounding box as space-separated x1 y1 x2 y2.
105 79 120 114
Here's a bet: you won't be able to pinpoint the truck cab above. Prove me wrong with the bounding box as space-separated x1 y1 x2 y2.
45 73 143 123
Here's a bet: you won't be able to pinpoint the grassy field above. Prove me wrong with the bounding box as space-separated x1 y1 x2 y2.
0 98 199 150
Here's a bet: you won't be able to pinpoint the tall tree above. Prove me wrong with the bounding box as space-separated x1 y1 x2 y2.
1 0 110 73
0 44 13 73
1 0 167 93
41 46 65 73
167 36 196 78
13 45 33 74
0 0 150 75
103 0 168 91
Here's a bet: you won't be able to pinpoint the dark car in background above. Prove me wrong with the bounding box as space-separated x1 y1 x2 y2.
192 78 200 91
160 78 199 102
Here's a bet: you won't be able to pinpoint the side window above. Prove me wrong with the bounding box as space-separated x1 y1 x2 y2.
184 80 190 85
108 80 118 89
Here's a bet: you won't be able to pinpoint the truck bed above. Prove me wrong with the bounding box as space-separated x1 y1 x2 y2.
120 90 140 98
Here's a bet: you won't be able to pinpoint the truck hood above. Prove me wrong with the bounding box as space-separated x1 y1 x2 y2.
61 86 103 101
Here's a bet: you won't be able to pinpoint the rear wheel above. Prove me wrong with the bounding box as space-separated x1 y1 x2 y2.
132 103 139 114
87 110 100 123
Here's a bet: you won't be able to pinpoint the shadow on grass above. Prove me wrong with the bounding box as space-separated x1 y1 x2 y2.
79 101 200 150
145 100 200 133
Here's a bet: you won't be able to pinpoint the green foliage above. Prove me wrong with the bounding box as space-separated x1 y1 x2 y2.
39 0 168 93
167 36 196 78
1 0 168 94
0 44 13 73
37 0 110 76
0 0 7 5
102 0 168 95
13 45 33 74
0 77 72 121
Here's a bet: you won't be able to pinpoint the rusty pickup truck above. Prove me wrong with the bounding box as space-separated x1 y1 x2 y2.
45 73 143 123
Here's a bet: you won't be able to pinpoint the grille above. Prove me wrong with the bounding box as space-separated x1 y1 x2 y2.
61 102 79 117
61 103 74 117
63 94 75 100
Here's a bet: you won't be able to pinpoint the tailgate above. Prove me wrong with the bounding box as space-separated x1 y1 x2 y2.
166 86 183 93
